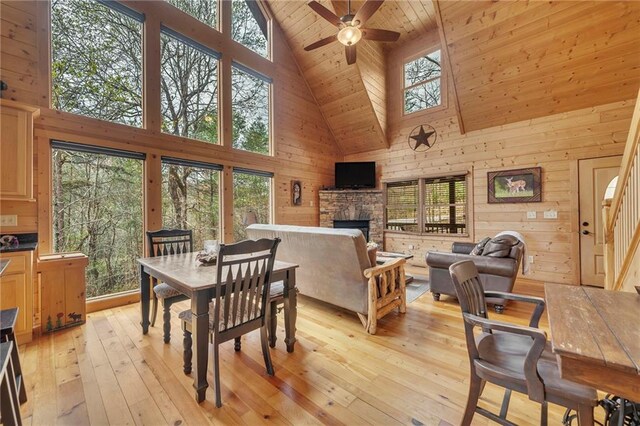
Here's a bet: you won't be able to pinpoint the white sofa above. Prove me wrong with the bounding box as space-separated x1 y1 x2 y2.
246 224 407 334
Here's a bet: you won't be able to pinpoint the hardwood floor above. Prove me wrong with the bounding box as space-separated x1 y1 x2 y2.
20 279 598 425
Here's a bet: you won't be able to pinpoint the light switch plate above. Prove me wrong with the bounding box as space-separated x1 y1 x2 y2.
543 210 558 219
528 255 534 264
527 211 537 219
0 215 18 226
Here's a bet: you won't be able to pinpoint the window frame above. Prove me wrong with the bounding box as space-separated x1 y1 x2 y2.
402 47 446 116
383 172 471 238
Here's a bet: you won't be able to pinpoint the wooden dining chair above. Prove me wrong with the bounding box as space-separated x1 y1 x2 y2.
147 229 193 343
448 260 599 426
179 237 281 407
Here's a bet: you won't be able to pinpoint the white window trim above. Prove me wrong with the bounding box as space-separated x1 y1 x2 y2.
402 47 446 116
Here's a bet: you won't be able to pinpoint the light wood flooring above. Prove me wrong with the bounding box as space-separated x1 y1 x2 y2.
19 279 600 425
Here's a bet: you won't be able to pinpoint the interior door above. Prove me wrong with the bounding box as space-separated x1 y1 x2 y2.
578 156 622 286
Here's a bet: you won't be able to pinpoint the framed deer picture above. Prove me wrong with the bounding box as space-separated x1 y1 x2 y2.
488 167 541 203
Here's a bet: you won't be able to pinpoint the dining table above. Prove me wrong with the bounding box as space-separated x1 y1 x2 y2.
545 283 640 402
138 252 299 403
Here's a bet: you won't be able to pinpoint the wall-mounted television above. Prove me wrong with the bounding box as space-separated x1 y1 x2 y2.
335 162 376 189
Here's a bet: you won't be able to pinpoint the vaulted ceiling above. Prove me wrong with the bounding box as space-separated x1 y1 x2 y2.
267 0 640 153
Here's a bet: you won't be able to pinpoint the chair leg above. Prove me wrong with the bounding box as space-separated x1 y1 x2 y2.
234 337 241 352
183 329 192 375
8 332 26 404
151 292 158 327
0 372 19 426
261 325 275 376
269 301 277 348
540 401 548 426
213 342 222 408
163 300 172 343
432 292 441 301
576 404 593 426
461 373 483 426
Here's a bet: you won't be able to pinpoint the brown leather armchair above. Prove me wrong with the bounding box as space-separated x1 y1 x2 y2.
426 236 524 313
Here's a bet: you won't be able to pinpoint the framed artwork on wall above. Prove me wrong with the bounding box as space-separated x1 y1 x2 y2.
488 167 541 203
292 180 302 206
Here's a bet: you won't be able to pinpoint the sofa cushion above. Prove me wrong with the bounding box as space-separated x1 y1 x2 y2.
481 235 520 258
470 237 491 255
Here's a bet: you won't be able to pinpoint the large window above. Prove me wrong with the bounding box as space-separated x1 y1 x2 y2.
161 28 220 144
51 141 144 299
385 174 468 235
51 0 143 127
233 168 272 241
161 158 221 250
232 64 271 154
232 0 269 58
166 0 218 30
403 49 442 114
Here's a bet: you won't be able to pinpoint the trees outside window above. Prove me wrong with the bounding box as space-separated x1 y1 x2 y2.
51 0 143 127
161 30 220 144
166 0 218 30
52 144 144 298
233 170 272 241
232 0 268 58
232 65 270 154
161 159 221 250
403 49 442 114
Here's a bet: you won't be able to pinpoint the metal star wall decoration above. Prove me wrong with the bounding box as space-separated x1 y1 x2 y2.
408 124 437 152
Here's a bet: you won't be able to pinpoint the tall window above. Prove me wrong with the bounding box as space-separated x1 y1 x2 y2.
233 168 272 241
51 141 144 298
161 28 220 144
51 0 143 127
385 174 468 235
403 49 442 114
232 63 271 155
166 0 218 30
232 0 269 58
161 158 221 250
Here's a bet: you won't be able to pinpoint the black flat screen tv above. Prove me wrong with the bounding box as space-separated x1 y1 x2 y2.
335 162 376 189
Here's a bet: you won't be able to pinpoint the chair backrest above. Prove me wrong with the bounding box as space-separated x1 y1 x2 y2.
449 260 488 319
147 229 193 257
213 238 280 334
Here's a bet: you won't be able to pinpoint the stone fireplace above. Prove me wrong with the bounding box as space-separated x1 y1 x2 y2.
319 189 383 246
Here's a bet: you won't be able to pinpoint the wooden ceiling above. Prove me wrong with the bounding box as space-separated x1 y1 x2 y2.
439 0 640 132
267 0 437 155
268 0 640 151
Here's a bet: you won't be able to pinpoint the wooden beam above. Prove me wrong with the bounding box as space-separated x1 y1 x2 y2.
432 0 465 135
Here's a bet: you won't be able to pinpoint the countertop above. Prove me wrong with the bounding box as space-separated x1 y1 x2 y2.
0 233 38 253
0 259 9 276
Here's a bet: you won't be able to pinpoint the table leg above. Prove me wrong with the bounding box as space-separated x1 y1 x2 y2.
283 268 297 353
140 265 150 334
191 290 209 402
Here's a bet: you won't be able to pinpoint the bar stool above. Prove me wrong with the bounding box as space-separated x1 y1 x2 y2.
0 308 26 404
0 340 21 426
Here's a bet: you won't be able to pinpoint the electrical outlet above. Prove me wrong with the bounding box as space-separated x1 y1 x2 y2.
527 211 537 219
408 244 415 250
543 210 558 219
528 255 534 264
0 215 17 227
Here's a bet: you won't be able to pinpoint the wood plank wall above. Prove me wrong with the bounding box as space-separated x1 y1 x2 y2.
0 0 342 252
345 31 635 286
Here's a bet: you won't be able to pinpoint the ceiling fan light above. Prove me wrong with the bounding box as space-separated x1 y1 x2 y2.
337 26 362 46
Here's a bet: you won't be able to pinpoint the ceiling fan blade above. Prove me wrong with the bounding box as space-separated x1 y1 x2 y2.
353 0 384 26
307 0 342 27
304 35 337 51
345 45 356 65
362 28 400 42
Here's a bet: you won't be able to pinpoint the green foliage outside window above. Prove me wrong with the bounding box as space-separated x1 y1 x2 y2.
167 0 218 30
52 149 143 298
51 0 143 126
233 172 271 241
404 50 442 114
232 0 268 58
232 67 270 154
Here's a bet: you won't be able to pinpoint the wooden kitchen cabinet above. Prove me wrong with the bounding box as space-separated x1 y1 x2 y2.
0 251 34 344
38 253 88 332
0 99 40 200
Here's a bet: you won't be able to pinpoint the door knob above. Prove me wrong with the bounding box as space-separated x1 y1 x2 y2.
581 230 590 235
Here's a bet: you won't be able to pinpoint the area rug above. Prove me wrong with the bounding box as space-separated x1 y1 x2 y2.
406 275 430 304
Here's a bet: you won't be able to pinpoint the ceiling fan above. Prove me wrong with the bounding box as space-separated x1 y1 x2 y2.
304 0 400 65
